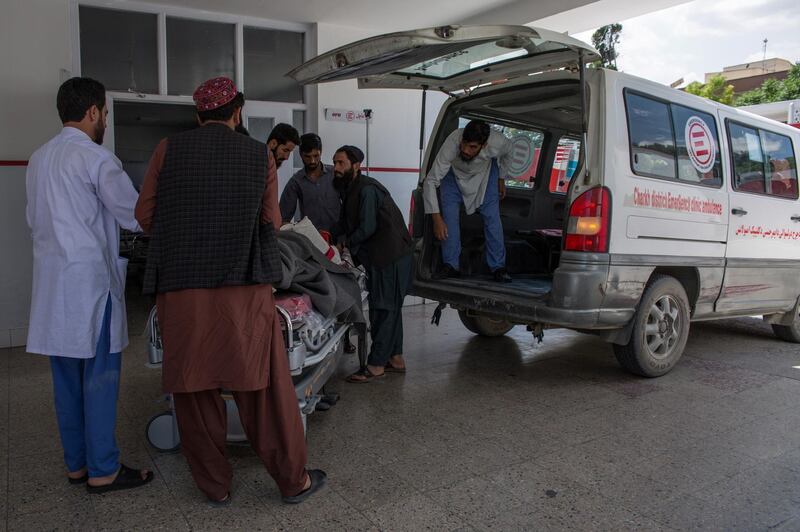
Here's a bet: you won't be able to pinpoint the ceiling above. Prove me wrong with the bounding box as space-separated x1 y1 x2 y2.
133 0 689 33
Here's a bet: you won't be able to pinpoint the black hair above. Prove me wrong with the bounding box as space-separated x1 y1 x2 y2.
462 119 491 144
197 92 245 123
268 123 300 146
335 145 364 165
56 77 106 124
299 133 322 154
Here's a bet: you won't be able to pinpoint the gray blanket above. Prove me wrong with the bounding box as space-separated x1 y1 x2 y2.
275 231 365 323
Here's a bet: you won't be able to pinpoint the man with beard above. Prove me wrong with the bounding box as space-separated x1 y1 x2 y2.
333 146 413 383
267 123 300 169
26 77 153 492
423 119 514 282
135 77 325 505
279 133 340 233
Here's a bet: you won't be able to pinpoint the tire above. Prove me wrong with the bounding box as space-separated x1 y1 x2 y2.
772 312 800 343
458 310 514 337
146 411 181 453
613 275 691 377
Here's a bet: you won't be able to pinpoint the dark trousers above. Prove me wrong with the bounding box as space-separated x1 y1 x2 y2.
173 350 307 501
367 303 404 367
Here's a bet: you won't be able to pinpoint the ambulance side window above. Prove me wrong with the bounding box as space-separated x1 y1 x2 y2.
761 130 798 199
727 122 798 199
625 93 676 179
671 105 722 186
729 123 766 194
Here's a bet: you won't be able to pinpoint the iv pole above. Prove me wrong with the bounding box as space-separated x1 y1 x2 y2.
363 108 373 173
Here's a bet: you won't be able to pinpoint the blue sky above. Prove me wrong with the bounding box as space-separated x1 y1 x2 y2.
573 0 800 86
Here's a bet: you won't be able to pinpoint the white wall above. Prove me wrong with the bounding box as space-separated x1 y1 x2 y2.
0 0 73 346
0 167 33 348
314 23 448 222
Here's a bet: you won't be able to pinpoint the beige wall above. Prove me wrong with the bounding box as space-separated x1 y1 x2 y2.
1 0 72 160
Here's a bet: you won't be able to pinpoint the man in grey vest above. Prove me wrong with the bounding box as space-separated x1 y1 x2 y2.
135 77 325 506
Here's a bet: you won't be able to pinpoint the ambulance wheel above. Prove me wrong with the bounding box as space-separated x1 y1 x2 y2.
613 275 690 377
458 311 514 337
772 312 800 343
146 411 181 453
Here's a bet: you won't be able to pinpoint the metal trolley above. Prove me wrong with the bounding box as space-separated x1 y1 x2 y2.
144 281 368 452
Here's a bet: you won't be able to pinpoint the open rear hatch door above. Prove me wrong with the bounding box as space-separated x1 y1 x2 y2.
288 25 599 92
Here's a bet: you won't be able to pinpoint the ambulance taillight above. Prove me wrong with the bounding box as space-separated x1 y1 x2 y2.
564 187 611 253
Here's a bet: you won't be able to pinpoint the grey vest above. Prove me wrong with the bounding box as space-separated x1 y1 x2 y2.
142 123 281 294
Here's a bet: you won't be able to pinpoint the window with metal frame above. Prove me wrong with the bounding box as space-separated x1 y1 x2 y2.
79 6 158 94
728 120 798 199
77 3 307 106
625 90 723 188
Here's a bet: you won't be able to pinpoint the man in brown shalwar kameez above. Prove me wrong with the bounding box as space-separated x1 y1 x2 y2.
134 77 326 506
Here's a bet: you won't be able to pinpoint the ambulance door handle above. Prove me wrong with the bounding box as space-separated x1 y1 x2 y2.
791 215 800 222
731 208 748 216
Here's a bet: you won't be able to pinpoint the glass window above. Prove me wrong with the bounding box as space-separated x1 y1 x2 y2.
761 130 798 198
79 6 158 93
495 125 544 190
395 38 567 80
550 137 581 194
626 93 676 179
729 123 766 194
167 18 235 96
671 105 722 186
244 27 304 103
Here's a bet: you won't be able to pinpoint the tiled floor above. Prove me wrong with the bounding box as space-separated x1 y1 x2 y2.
3 296 800 531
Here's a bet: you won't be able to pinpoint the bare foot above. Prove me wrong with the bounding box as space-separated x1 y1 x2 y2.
67 467 87 480
388 355 406 370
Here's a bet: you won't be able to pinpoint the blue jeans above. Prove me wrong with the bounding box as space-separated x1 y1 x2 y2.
440 159 506 271
50 294 121 477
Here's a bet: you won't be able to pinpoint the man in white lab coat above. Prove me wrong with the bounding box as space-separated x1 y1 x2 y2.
26 77 153 493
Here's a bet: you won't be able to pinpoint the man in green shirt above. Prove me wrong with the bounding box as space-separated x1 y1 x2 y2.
332 146 413 383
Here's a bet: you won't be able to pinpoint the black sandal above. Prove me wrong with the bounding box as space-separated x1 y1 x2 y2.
68 473 88 485
384 362 407 374
282 469 327 504
86 464 154 494
346 367 385 383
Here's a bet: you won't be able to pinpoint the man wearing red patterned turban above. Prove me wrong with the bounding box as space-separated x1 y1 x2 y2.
135 77 326 506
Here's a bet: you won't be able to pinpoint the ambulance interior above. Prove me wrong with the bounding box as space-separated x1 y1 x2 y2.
421 78 583 293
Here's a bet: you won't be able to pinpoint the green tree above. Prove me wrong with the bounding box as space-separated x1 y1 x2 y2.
685 75 735 105
591 24 622 70
735 64 800 106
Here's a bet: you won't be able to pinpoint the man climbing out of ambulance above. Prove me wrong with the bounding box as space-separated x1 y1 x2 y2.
423 119 514 282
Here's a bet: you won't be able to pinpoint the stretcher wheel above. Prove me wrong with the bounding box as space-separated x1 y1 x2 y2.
146 410 181 453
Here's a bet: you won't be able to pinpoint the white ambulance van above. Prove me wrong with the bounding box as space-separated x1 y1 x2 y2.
290 25 800 377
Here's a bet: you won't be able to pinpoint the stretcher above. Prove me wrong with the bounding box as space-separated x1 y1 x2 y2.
144 272 369 452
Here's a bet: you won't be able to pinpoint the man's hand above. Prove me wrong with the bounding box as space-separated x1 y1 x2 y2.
432 213 449 241
498 178 507 200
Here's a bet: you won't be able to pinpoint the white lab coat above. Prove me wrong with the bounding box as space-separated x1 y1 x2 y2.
26 127 140 358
